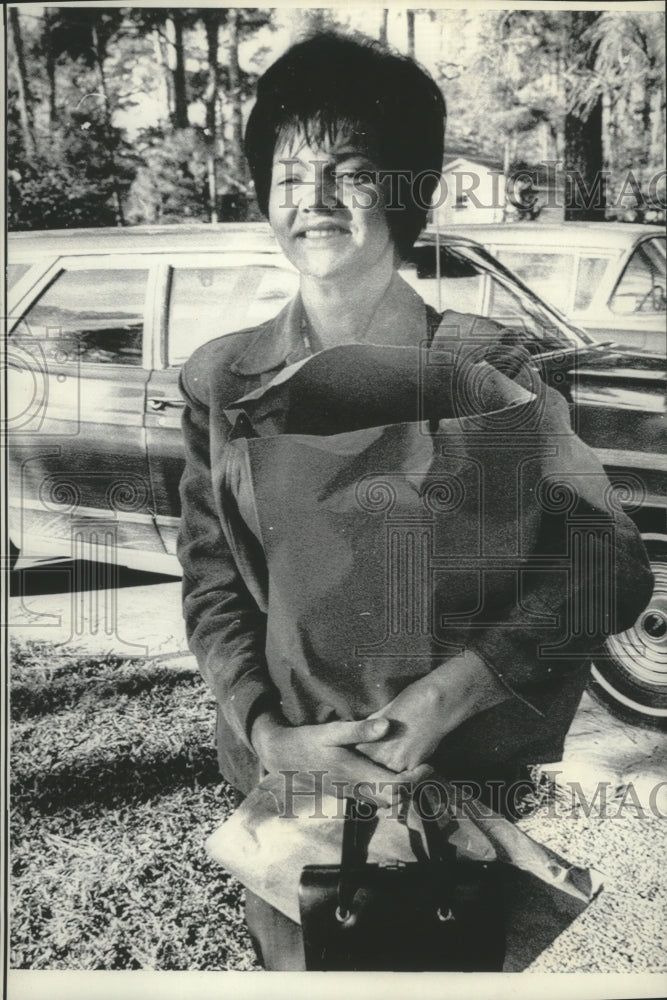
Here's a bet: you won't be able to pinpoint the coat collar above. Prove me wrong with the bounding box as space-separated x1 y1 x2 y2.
229 294 309 377
229 272 432 378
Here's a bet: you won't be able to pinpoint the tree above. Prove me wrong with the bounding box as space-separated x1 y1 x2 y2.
43 7 58 125
457 10 606 218
8 104 137 230
8 7 36 158
124 8 201 130
124 6 272 222
202 9 223 221
575 11 665 208
407 10 415 58
563 11 605 221
7 7 143 229
125 127 209 224
227 8 245 192
35 7 129 224
218 9 273 209
171 8 189 128
379 10 388 45
12 7 659 230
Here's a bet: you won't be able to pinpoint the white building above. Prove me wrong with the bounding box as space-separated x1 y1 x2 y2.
431 153 506 226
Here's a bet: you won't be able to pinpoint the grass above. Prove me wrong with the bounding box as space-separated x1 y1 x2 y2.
10 639 666 973
9 639 259 971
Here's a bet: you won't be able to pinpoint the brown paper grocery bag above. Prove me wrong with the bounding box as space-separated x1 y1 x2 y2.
206 772 603 972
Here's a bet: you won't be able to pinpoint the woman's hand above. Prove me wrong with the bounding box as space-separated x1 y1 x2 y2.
251 711 431 807
356 652 510 772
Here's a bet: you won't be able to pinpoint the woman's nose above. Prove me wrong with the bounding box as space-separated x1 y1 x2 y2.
302 162 339 212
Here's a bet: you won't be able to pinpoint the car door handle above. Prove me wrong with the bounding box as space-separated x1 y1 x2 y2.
148 397 184 411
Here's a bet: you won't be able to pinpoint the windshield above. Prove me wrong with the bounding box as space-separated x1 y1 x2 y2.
400 240 592 355
7 261 33 289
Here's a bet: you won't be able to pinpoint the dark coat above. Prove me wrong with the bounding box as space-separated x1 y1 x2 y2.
177 277 653 795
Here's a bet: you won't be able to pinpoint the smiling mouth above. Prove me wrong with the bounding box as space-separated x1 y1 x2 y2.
299 228 350 240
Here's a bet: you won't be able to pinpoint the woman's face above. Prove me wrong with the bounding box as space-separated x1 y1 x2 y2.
268 127 395 286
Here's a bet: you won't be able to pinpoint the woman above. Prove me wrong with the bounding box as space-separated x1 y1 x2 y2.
177 33 652 969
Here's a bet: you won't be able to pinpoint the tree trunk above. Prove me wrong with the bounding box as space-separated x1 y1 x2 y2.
648 73 665 175
152 29 174 122
44 8 57 124
407 10 415 58
171 10 189 129
601 88 613 178
564 11 606 222
91 24 125 226
204 14 220 223
227 9 246 195
502 134 512 221
564 98 605 221
9 7 36 158
379 9 388 44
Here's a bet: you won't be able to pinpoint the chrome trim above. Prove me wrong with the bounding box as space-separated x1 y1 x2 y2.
16 498 158 524
594 447 667 473
590 665 667 718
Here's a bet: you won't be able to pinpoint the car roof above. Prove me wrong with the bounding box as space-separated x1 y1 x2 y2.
5 221 486 257
426 221 666 251
7 222 283 256
9 220 665 250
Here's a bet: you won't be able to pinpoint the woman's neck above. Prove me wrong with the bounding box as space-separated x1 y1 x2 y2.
299 265 395 350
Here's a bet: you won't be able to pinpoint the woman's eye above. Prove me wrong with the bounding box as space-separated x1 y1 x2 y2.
277 175 302 186
336 168 377 186
336 169 363 182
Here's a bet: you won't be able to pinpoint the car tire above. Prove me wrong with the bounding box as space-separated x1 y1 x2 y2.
589 534 667 731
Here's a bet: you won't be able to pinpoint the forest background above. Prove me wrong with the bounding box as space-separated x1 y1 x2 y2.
6 4 667 230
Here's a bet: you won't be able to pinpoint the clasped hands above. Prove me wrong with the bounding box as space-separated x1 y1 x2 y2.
250 651 509 808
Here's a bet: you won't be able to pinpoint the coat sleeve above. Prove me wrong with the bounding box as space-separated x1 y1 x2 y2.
467 373 655 713
431 311 654 713
176 362 280 749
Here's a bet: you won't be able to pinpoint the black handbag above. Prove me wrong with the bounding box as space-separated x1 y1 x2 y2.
298 796 507 972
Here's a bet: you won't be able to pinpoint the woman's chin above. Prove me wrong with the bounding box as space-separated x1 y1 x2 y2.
295 253 354 283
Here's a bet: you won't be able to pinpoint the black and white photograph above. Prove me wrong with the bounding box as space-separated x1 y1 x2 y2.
3 2 666 997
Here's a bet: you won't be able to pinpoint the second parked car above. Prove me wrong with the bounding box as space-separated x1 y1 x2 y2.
433 221 666 356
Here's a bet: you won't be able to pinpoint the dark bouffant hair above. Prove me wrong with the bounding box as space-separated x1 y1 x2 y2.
245 32 446 257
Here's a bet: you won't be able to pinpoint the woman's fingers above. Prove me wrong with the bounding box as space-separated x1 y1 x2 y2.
356 734 436 774
260 718 433 807
322 717 390 746
324 750 412 808
356 739 406 771
397 763 435 786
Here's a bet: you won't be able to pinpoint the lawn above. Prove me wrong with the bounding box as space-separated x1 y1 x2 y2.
9 638 666 973
9 640 259 971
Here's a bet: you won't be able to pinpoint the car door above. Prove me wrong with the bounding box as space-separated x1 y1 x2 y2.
488 238 666 355
8 254 163 565
599 236 667 354
145 252 299 555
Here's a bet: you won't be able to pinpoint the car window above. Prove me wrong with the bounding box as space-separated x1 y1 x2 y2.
491 249 576 312
400 247 484 314
13 268 147 365
485 275 569 351
487 278 533 321
7 262 33 288
610 239 667 315
167 265 299 366
403 243 576 352
574 256 609 311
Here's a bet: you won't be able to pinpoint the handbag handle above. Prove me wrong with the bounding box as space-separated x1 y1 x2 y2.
337 790 456 921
